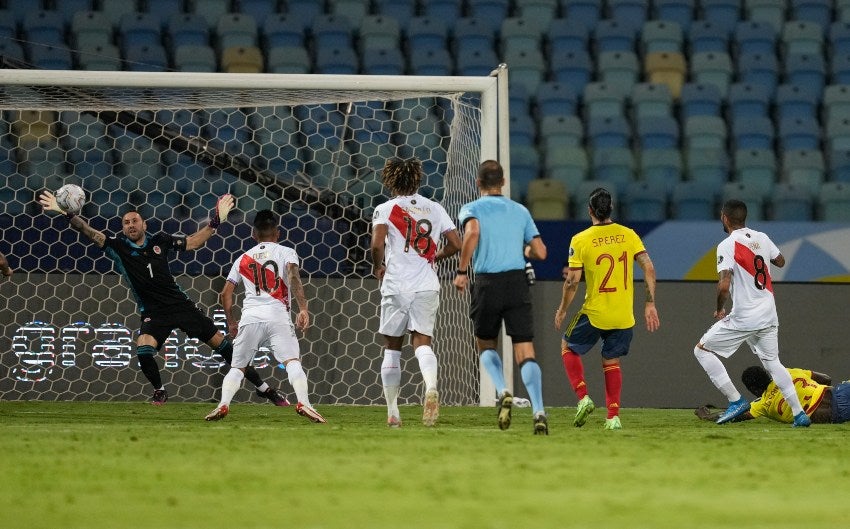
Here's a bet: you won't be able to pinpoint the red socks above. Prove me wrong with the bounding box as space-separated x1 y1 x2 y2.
561 347 588 400
603 363 622 419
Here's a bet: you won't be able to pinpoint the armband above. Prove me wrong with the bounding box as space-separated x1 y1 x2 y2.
208 209 221 230
65 212 77 221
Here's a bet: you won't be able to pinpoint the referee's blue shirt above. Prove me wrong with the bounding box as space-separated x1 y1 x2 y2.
458 195 540 273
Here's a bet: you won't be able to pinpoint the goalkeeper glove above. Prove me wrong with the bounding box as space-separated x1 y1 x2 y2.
209 194 234 230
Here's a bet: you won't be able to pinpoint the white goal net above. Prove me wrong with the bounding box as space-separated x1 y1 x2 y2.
0 69 503 406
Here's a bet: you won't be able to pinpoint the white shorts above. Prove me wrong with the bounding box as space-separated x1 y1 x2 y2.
379 290 440 337
699 320 779 362
231 321 300 368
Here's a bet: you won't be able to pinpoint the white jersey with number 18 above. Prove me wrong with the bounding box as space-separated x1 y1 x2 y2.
716 227 781 330
372 193 456 296
225 242 299 325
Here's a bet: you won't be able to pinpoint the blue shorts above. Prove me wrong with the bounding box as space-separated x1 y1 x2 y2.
831 382 850 423
563 313 633 360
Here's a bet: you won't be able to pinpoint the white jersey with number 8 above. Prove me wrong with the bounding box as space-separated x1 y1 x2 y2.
225 242 299 325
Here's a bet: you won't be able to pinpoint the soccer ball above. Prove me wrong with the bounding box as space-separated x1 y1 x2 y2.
55 184 86 214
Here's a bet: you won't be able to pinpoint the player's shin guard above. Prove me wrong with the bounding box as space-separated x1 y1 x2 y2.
561 347 588 400
694 346 741 402
519 358 544 414
381 349 402 417
414 345 438 393
285 360 311 407
136 345 162 389
603 363 622 419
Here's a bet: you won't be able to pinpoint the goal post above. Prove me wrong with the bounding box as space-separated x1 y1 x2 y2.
0 67 510 407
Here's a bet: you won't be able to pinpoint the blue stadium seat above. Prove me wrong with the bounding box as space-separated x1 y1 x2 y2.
639 148 682 194
550 50 593 93
262 14 306 49
830 52 850 84
562 0 602 32
266 45 310 72
745 0 785 33
315 46 359 74
684 115 727 150
235 0 280 22
828 148 850 182
98 0 140 29
630 83 673 120
453 17 495 57
216 13 259 50
782 148 825 197
124 44 168 72
362 47 405 75
4 0 42 26
623 180 668 221
509 144 541 202
686 147 729 189
608 0 649 33
187 0 231 29
679 83 723 118
791 0 832 33
284 0 325 27
421 0 464 20
360 15 401 52
120 12 162 49
771 182 814 220
23 11 66 47
547 18 589 55
545 147 589 192
0 11 17 43
691 51 734 97
829 21 850 59
409 48 452 76
328 0 370 27
827 116 850 151
536 81 579 116
737 52 780 97
782 20 825 58
733 148 776 197
456 47 498 76
145 0 183 29
641 20 683 54
28 44 74 69
168 13 210 48
784 52 826 98
71 11 113 48
636 115 680 150
671 180 717 219
731 115 774 151
516 0 559 31
373 0 415 31
591 147 635 193
593 19 636 55
583 82 627 119
312 14 355 52
76 43 121 70
509 112 536 147
468 0 510 21
173 44 216 72
700 0 741 36
688 20 730 55
775 83 819 122
587 115 631 150
727 82 771 121
405 16 449 52
500 17 545 55
819 181 850 220
597 50 639 97
540 114 584 150
778 116 821 151
652 0 695 32
734 20 777 58
0 41 25 61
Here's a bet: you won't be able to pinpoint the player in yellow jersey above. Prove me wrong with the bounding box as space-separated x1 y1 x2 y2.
554 188 660 430
696 366 850 424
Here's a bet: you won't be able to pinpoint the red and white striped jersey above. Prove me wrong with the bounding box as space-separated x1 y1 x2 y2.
226 242 299 324
716 228 781 330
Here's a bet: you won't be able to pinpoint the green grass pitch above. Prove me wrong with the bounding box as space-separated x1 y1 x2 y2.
2 402 848 529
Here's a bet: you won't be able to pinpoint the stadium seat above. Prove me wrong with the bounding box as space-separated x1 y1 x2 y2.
636 115 680 150
329 0 370 27
829 21 850 59
98 0 139 28
71 11 113 48
784 53 826 98
734 20 777 58
0 11 17 43
526 178 568 220
516 0 559 31
828 148 850 182
174 44 216 72
737 52 780 97
831 52 850 84
731 115 775 151
583 82 627 120
734 148 777 196
791 0 832 33
630 83 673 120
690 51 733 97
359 15 401 52
771 182 814 220
220 46 263 73
684 115 727 150
782 20 824 58
778 116 821 151
540 114 584 150
119 12 162 49
0 41 25 62
782 148 825 197
680 82 723 119
456 47 498 76
547 18 589 55
688 20 730 55
723 181 765 220
608 0 649 33
187 0 231 29
550 50 593 92
775 83 819 122
644 51 687 99
216 13 258 50
315 46 359 74
827 116 850 151
593 19 636 56
587 116 631 150
285 0 325 27
503 48 546 94
362 47 405 75
168 13 210 48
685 147 729 189
262 14 306 49
420 0 464 21
509 112 536 147
671 180 716 219
23 11 66 47
623 180 668 221
562 0 602 32
124 44 169 72
700 0 742 36
727 82 771 121
818 181 850 221
409 48 452 76
545 147 589 192
591 147 635 193
745 0 785 33
236 0 279 22
500 17 544 55
597 50 640 97
312 14 355 52
536 81 579 116
77 43 122 70
509 144 541 202
652 0 695 32
145 0 183 29
639 148 683 194
641 20 683 55
405 16 449 52
28 45 74 70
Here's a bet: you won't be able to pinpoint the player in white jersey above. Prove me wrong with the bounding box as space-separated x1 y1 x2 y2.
205 209 326 424
693 200 810 427
371 158 461 428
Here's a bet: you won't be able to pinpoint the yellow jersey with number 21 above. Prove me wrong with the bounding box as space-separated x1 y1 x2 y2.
567 223 647 330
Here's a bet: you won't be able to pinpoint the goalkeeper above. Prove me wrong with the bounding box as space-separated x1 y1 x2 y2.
696 366 850 424
37 191 288 407
0 250 12 280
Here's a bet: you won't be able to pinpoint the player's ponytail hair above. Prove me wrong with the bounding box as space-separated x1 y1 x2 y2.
588 188 613 221
382 157 422 196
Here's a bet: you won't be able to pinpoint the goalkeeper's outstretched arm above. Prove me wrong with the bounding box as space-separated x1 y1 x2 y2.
37 190 107 248
186 194 235 250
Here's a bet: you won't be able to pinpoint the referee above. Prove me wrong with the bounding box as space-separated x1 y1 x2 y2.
453 160 549 435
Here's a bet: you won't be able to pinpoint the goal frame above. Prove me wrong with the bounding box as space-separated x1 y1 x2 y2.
1 67 514 407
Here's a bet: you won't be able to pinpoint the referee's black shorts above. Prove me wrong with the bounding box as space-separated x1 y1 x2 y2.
470 269 534 343
139 304 220 349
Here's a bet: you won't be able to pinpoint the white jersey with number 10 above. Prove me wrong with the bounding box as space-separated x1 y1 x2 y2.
225 242 299 325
